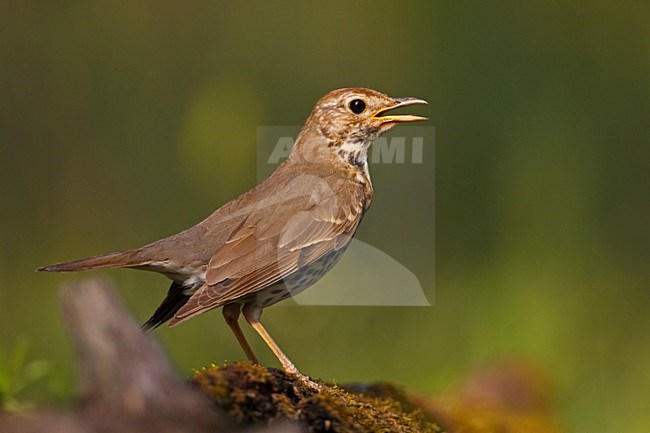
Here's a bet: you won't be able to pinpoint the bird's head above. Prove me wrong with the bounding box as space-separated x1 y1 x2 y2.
292 87 427 168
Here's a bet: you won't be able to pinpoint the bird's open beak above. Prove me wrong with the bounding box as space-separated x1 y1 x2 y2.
371 97 428 123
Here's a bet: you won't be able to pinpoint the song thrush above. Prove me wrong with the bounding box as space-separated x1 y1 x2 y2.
39 87 427 379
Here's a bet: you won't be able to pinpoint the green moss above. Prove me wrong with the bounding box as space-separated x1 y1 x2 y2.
342 382 420 414
192 363 440 433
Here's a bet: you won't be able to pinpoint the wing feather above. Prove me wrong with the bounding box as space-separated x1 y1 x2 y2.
170 176 365 325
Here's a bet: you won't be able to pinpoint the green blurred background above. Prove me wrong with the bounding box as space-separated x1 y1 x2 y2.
1 1 649 431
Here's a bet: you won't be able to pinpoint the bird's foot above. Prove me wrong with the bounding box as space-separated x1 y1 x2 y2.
284 366 321 392
295 372 322 392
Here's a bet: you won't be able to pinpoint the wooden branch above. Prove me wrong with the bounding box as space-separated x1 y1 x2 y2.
59 278 209 418
1 278 232 433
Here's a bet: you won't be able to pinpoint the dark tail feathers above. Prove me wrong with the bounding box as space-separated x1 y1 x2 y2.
142 282 191 331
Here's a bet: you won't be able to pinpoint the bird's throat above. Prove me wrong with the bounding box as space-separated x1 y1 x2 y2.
335 143 373 210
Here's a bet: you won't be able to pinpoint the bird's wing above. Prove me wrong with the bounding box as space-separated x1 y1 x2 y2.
170 177 364 325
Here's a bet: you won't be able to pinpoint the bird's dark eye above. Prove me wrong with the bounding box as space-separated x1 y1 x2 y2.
348 99 366 114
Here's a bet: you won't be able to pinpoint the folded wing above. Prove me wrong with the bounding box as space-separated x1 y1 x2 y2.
170 176 365 325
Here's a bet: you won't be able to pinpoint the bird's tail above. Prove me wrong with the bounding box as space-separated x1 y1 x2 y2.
37 249 144 272
141 281 191 331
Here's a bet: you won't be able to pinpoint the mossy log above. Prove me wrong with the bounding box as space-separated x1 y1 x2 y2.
191 362 562 433
0 279 563 433
192 363 438 432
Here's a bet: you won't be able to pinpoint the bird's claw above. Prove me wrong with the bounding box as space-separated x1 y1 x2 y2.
287 370 321 392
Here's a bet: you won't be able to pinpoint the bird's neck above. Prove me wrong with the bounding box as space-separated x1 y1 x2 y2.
289 124 374 210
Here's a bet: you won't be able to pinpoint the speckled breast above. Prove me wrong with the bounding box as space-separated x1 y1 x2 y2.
243 245 349 308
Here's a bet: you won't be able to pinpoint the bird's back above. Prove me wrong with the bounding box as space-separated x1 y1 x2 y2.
135 159 368 266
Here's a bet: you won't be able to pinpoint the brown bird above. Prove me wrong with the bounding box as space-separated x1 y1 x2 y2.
38 87 427 379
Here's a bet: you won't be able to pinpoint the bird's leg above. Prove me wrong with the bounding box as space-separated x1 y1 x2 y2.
242 303 299 374
242 304 319 390
222 303 259 364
